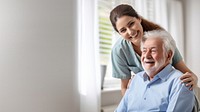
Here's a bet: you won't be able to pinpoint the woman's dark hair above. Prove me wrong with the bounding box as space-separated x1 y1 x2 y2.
109 4 164 32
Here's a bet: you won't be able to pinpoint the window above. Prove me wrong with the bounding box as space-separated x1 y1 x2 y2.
98 1 113 66
98 0 171 89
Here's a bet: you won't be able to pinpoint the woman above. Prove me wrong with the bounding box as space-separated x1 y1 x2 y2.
109 4 198 95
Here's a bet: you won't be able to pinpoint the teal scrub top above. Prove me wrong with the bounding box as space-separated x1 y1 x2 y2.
111 38 183 79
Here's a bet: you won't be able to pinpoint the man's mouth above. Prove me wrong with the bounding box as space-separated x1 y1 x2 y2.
144 60 155 64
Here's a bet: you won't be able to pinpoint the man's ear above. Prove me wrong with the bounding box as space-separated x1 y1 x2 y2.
167 50 173 61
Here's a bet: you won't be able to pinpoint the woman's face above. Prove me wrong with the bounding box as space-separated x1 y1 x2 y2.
116 15 143 46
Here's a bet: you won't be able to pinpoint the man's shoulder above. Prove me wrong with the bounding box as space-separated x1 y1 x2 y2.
169 68 183 79
168 69 189 89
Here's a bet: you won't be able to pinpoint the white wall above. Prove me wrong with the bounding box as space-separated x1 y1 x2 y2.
183 0 200 86
0 0 79 112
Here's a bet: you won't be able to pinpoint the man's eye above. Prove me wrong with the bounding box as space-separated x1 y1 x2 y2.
151 50 157 53
142 50 146 53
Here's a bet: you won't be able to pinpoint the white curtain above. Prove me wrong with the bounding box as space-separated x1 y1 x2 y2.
168 0 184 58
134 0 169 30
78 0 101 112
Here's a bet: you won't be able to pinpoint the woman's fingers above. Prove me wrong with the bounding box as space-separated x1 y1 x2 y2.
181 77 193 83
180 72 197 90
180 72 191 80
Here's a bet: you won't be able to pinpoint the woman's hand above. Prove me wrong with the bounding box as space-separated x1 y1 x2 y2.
180 72 198 90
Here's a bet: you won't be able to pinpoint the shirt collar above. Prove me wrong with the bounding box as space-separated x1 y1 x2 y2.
142 64 174 82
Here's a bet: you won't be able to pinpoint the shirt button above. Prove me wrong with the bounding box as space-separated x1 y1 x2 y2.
144 98 146 100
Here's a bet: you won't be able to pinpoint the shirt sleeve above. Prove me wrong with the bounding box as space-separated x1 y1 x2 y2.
111 44 132 79
172 47 183 66
167 78 195 112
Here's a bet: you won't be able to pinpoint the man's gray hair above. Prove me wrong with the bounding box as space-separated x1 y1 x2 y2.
141 30 176 59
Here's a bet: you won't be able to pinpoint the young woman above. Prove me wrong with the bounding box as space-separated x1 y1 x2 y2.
109 4 198 95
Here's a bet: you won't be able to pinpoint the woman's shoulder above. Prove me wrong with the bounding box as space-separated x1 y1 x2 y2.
112 38 131 53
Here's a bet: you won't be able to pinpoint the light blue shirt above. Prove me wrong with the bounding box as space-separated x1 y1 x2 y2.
116 64 194 112
112 38 183 79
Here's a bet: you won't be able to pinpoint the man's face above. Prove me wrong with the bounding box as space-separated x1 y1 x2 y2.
141 37 169 78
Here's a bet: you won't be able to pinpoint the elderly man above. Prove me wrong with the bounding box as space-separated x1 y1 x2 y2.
115 30 195 112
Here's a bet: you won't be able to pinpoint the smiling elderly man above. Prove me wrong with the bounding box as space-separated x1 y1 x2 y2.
115 30 195 112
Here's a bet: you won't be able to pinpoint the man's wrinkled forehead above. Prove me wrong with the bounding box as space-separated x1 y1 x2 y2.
143 37 163 48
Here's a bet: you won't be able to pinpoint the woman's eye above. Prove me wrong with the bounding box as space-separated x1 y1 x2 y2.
129 22 135 27
120 29 126 33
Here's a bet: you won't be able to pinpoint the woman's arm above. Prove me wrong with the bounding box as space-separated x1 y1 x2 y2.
174 60 198 90
121 79 130 96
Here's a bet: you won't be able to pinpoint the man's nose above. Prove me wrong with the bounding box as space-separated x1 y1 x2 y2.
145 50 152 58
